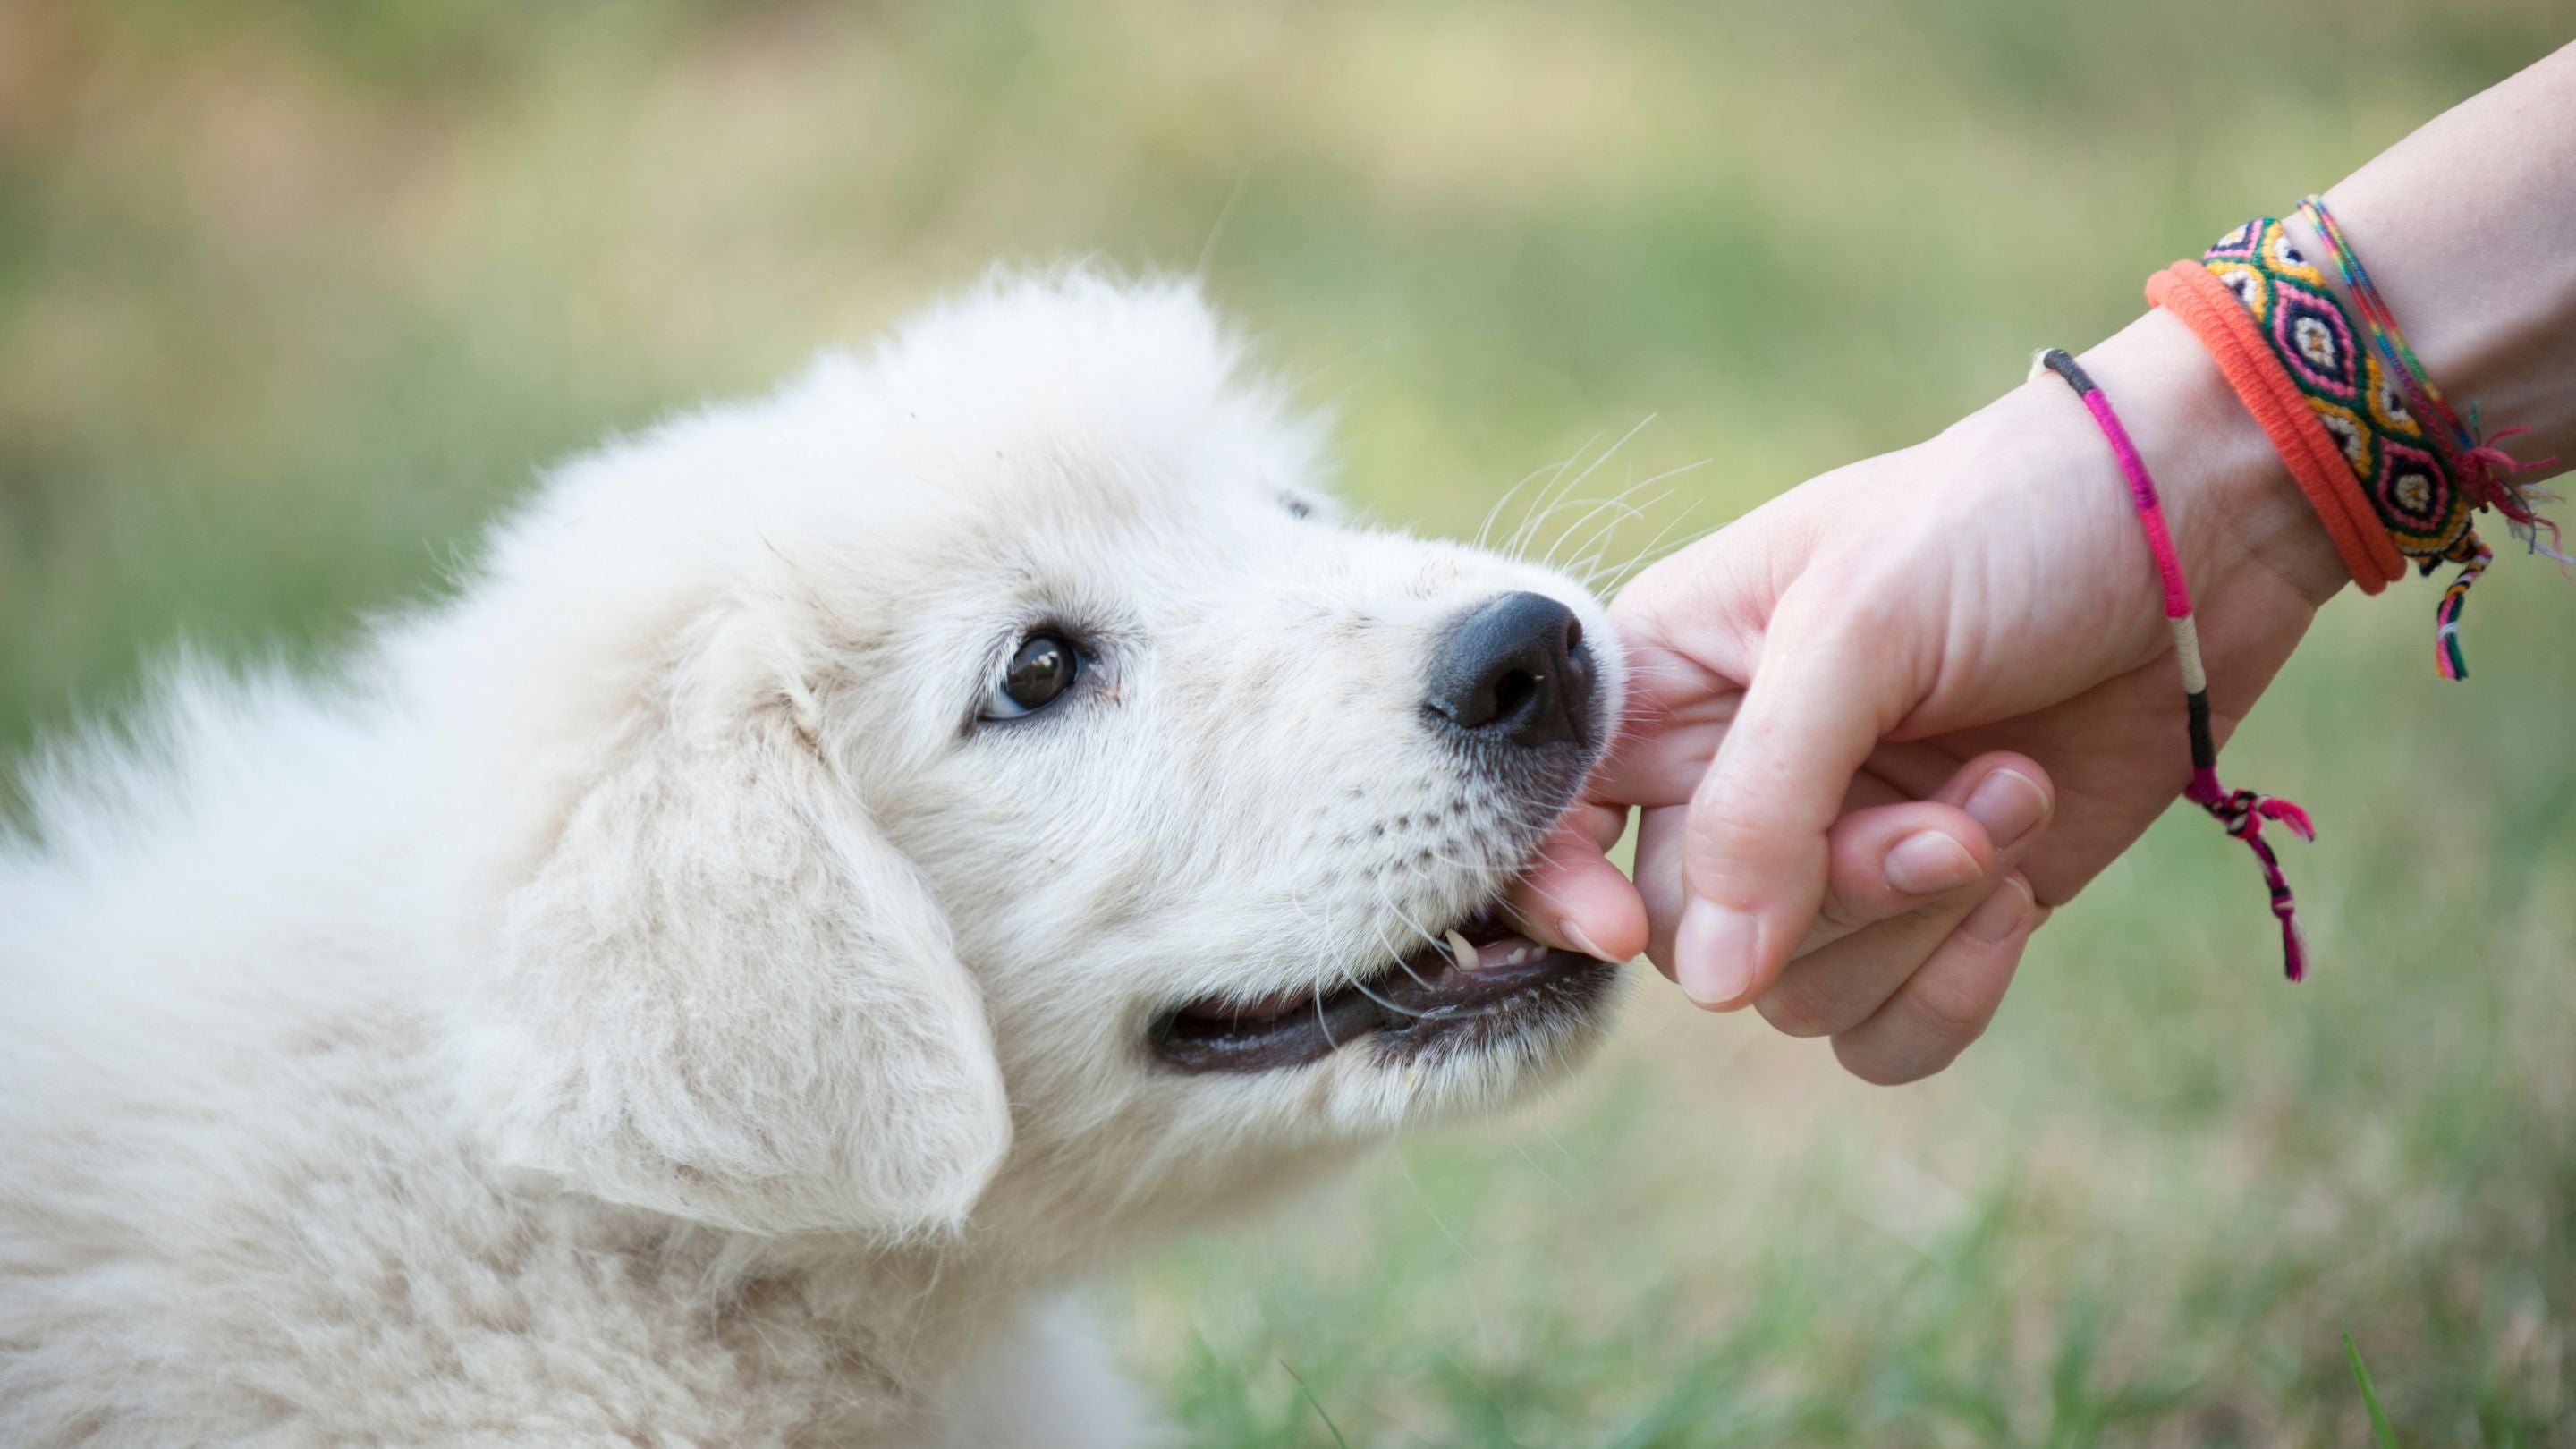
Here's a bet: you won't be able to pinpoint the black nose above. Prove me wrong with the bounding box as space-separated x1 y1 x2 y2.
1425 591 1596 748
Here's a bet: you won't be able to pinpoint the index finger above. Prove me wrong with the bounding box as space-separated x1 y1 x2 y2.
1507 805 1647 962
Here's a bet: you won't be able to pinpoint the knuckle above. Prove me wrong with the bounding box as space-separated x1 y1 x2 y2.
1814 891 1940 948
1908 977 1998 1046
1682 801 1774 864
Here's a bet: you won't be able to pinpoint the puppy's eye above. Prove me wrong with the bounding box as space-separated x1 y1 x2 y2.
983 633 1080 720
1281 493 1314 520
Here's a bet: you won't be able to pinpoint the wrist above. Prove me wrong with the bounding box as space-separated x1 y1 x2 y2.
1944 310 2342 717
2075 309 2350 614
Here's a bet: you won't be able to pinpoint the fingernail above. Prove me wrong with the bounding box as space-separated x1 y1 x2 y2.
1962 877 2033 945
1883 830 1982 895
1963 767 2048 852
1674 897 1758 1007
1558 919 1614 962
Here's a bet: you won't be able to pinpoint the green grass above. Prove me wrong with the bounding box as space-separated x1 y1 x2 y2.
4 2 2572 1442
2349 1332 2402 1449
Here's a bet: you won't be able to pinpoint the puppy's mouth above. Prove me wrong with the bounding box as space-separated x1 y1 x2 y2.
1149 910 1620 1074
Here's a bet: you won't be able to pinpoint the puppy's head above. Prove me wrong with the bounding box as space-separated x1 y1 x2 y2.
442 273 1625 1247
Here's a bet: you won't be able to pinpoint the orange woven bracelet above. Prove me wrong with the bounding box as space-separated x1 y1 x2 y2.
2145 260 2406 592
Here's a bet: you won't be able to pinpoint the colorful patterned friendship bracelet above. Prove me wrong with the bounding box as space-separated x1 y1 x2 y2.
2294 195 2564 677
2158 208 2559 679
2031 348 2315 981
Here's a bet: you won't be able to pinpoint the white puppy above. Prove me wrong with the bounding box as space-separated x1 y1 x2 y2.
0 272 1626 1448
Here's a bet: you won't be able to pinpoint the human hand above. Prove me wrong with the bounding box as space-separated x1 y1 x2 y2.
1516 312 2350 1081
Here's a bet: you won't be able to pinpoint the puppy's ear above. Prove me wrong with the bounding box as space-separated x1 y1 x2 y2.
456 649 1010 1237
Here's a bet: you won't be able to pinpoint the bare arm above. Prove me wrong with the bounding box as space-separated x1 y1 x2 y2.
1520 42 2576 1083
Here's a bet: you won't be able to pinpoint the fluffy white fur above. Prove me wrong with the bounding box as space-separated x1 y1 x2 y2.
0 273 1625 1447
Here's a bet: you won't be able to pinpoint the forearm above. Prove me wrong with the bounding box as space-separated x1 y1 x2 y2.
1986 44 2576 673
2293 41 2576 480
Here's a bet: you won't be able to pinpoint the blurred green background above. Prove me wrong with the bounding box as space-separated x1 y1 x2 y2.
4 2 2572 1443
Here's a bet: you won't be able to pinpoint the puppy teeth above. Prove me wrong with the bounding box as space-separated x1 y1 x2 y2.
1444 928 1479 972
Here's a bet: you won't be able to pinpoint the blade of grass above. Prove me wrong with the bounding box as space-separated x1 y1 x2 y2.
2343 1331 2400 1449
1282 1360 1352 1449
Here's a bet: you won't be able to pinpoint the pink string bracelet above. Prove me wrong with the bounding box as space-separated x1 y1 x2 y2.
2032 347 2317 980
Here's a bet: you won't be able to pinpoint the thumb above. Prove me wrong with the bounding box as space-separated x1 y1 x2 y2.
1673 613 1911 1009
